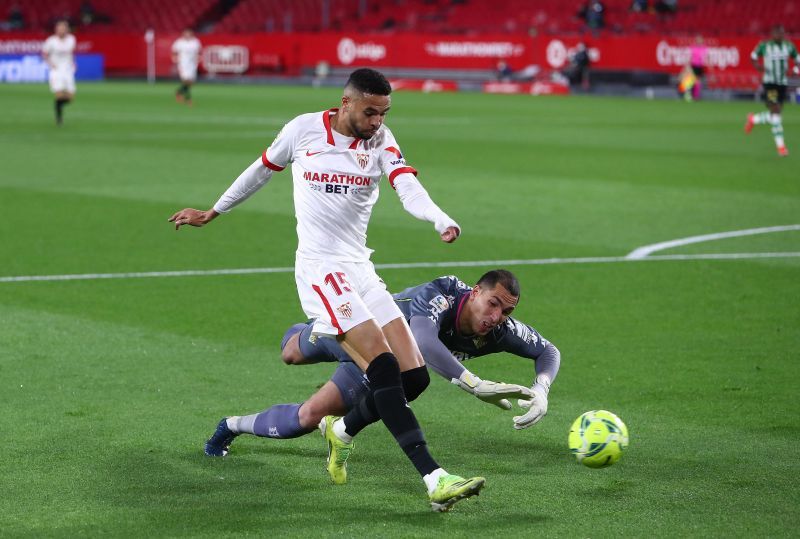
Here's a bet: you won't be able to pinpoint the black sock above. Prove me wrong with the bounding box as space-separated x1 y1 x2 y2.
342 366 430 438
176 84 187 97
54 98 68 123
363 353 438 477
184 86 191 101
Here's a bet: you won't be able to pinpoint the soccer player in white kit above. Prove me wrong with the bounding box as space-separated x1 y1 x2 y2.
169 69 485 512
42 20 76 126
171 28 201 105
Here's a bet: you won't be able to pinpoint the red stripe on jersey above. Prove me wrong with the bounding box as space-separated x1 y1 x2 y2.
388 166 418 189
322 108 338 146
385 146 402 158
261 150 285 171
312 284 343 335
348 138 359 150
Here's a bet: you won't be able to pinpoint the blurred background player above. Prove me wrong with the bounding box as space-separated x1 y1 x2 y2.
42 20 76 126
687 34 707 101
204 270 560 460
169 68 485 512
171 28 201 105
744 25 800 157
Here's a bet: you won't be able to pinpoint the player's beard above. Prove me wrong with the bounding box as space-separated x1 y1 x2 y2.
350 119 376 140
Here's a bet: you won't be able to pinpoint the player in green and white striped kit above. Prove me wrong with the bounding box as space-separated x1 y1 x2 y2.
744 25 800 157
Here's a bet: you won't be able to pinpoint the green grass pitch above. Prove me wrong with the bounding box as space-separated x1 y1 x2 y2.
1 81 799 537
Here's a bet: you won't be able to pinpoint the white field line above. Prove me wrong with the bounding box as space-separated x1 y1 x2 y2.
625 225 800 259
2 252 799 283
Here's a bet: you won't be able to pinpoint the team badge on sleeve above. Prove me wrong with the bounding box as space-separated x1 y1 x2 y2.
428 295 450 320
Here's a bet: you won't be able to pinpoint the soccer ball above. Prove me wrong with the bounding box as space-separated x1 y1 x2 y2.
568 410 629 468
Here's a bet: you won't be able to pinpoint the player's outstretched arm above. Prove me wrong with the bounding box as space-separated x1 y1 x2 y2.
409 316 532 410
512 343 560 429
169 154 279 230
392 173 461 242
168 208 218 230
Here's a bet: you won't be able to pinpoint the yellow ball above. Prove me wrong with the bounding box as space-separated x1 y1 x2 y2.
568 410 629 468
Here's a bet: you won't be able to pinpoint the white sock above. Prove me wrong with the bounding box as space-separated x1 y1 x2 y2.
775 135 785 148
332 418 353 443
423 468 448 494
753 111 770 124
226 416 241 433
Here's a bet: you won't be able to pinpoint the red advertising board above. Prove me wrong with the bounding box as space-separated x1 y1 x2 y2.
538 35 761 74
0 31 767 79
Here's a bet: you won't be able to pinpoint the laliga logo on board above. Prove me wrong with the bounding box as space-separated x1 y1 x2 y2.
546 40 600 68
337 37 387 65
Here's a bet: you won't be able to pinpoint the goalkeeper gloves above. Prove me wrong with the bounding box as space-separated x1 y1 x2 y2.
513 374 551 430
452 370 533 410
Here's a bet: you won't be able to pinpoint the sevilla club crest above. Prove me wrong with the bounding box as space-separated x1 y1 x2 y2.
356 153 369 169
336 302 353 318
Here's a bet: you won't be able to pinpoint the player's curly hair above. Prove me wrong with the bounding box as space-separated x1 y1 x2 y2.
346 68 392 96
477 269 520 297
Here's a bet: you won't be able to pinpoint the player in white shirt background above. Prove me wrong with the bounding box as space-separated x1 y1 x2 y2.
169 68 486 512
171 28 201 106
42 20 76 126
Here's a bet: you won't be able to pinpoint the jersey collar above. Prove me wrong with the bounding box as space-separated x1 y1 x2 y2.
322 108 361 149
454 293 470 336
322 108 337 146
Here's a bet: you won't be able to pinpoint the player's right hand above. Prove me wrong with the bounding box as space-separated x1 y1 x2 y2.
440 226 460 243
168 208 218 230
474 380 534 410
452 371 533 410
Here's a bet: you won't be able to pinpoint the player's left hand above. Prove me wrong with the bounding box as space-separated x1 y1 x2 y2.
440 226 460 243
513 382 548 429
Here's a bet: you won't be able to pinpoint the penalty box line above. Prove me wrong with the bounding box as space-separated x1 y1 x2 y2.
2 252 800 283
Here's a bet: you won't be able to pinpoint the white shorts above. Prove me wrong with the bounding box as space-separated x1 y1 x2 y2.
178 63 197 82
49 69 76 94
295 256 403 337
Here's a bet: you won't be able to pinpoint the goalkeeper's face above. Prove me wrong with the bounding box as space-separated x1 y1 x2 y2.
467 283 518 335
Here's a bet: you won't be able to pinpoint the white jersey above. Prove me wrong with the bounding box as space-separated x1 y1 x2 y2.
212 107 458 264
172 37 201 69
265 109 418 261
43 34 75 72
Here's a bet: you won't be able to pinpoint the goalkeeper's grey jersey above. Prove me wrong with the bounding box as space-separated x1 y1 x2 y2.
298 275 559 385
752 39 799 85
394 275 550 362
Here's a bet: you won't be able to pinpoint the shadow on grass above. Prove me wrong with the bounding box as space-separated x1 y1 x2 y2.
67 443 554 536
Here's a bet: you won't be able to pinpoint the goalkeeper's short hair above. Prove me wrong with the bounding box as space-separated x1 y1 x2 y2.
477 269 520 298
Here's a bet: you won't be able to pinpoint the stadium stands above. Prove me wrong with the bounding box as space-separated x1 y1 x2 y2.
1 0 796 35
0 0 216 32
213 0 799 36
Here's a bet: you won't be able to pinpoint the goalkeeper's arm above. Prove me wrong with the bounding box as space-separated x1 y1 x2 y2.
513 343 561 429
408 316 532 409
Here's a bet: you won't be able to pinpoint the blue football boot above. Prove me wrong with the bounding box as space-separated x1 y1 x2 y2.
204 418 239 457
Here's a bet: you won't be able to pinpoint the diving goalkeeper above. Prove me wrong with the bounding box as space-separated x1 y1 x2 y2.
205 269 561 478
